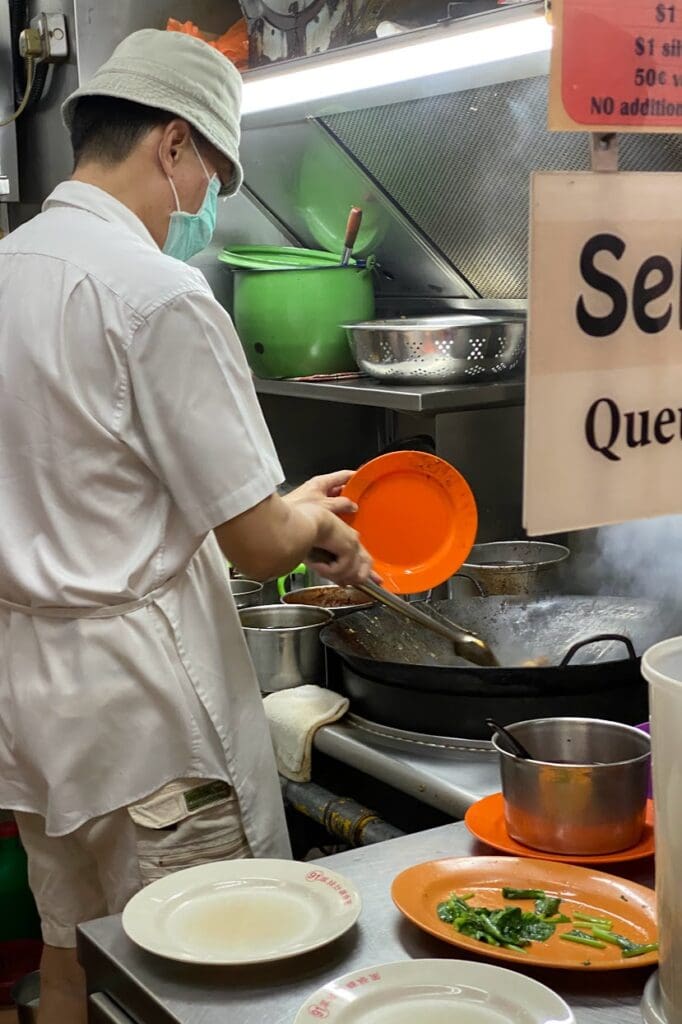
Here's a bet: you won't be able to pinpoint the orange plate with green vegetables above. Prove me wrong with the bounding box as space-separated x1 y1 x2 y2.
391 856 657 971
341 452 478 594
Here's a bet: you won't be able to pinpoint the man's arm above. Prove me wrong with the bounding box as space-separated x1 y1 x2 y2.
214 472 373 584
125 292 373 585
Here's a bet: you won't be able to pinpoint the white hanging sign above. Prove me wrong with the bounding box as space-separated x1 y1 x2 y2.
524 171 682 535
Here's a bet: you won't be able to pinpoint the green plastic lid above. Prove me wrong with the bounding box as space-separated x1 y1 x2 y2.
218 245 357 272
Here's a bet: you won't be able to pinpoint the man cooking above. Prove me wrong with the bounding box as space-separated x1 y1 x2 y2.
0 29 373 1024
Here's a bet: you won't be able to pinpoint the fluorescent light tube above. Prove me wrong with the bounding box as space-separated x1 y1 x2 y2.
241 15 552 115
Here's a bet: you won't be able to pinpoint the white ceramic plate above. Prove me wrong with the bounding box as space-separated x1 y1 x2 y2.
294 959 576 1024
122 859 361 965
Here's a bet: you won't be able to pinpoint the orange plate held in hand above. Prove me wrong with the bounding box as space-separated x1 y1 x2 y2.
341 451 477 594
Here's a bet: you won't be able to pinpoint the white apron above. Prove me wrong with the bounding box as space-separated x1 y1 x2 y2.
0 535 291 858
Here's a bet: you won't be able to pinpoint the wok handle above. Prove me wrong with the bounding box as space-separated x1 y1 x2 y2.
560 633 637 667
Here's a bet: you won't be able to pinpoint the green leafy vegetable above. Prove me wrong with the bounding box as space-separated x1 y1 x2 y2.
502 887 547 900
573 912 613 928
622 943 659 959
437 894 475 923
591 927 659 957
560 930 607 950
519 911 556 942
589 927 633 949
436 894 558 953
535 896 562 918
436 891 657 962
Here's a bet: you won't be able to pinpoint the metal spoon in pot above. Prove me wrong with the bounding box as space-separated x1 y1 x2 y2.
486 718 533 759
309 548 499 668
487 717 609 766
355 580 500 668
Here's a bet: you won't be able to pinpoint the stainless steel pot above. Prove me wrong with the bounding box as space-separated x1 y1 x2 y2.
281 585 374 618
277 564 330 597
229 578 263 609
239 605 333 693
492 717 651 855
455 541 570 597
343 315 525 384
11 972 40 1024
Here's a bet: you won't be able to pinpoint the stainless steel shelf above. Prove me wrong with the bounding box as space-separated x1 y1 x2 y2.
254 376 525 413
80 820 651 1024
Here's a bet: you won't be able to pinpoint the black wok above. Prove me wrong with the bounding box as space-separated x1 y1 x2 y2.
321 595 679 739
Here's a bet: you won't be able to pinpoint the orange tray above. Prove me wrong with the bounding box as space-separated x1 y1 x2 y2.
341 451 477 594
392 856 657 971
465 793 655 866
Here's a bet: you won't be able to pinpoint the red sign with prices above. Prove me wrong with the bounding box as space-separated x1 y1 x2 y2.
558 0 682 128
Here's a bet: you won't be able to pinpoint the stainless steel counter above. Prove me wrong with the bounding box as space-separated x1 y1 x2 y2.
79 822 653 1024
254 376 524 412
314 716 500 818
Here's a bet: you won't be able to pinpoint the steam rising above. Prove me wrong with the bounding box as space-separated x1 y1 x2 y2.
570 517 682 611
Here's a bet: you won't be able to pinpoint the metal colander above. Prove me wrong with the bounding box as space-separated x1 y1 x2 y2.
344 315 525 383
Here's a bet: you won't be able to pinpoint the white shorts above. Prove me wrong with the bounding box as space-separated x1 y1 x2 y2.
15 779 251 947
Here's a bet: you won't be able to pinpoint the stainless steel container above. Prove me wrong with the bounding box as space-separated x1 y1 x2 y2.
281 585 374 618
343 315 525 384
239 605 333 693
229 578 263 610
11 972 40 1024
456 541 570 597
492 718 651 855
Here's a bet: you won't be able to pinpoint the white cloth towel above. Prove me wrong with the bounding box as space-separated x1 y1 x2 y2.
263 685 349 782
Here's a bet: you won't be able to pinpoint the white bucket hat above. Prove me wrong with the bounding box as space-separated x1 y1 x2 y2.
62 28 244 196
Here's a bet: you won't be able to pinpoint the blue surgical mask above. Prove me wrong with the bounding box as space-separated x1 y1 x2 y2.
162 139 220 262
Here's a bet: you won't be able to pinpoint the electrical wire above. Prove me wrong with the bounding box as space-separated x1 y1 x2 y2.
27 59 48 108
8 0 49 115
0 56 34 126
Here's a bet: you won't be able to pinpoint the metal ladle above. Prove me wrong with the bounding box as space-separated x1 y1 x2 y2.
340 207 363 266
356 580 499 668
309 547 499 667
486 717 533 759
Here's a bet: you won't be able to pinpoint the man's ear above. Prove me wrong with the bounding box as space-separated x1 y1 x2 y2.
158 119 192 177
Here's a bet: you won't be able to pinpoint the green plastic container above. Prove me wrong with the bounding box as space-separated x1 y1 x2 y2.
0 822 41 942
218 246 375 379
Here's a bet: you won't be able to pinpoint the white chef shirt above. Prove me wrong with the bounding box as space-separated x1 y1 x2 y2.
0 181 290 854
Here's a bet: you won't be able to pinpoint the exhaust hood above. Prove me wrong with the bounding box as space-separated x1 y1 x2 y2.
240 6 552 120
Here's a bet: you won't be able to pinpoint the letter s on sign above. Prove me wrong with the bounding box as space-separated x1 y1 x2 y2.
585 397 621 462
576 234 627 338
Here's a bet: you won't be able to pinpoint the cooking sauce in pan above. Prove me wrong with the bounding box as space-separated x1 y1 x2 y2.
283 586 370 609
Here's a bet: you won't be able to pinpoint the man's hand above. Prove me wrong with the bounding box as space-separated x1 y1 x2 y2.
284 472 380 586
283 471 358 518
215 470 376 586
293 501 374 586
